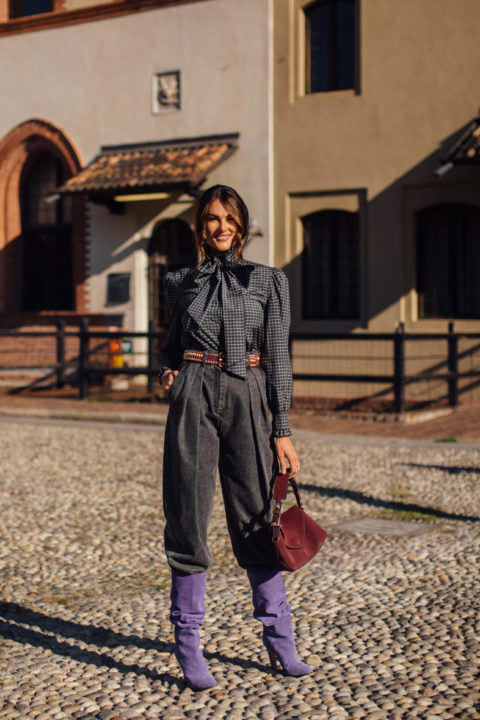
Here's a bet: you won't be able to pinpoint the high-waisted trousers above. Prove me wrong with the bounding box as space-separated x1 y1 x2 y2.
163 359 277 575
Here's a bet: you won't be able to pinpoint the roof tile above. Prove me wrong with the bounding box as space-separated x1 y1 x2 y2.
60 136 237 194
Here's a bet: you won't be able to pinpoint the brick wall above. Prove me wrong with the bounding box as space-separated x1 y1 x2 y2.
0 327 78 367
0 316 119 368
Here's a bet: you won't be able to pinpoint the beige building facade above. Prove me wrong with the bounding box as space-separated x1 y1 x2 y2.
1 0 480 404
0 0 272 365
274 0 480 406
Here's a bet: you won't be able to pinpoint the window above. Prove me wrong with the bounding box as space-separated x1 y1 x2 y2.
21 153 74 311
417 203 480 318
302 209 360 319
10 0 52 18
305 0 357 94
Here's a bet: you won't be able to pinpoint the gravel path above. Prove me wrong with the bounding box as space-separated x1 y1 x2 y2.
0 420 478 720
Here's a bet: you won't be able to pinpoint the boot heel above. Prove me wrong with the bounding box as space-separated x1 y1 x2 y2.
267 648 278 675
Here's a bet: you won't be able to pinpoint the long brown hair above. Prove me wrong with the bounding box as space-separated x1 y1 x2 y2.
195 185 249 264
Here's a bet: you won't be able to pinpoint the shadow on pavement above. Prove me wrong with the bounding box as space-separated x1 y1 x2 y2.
0 602 179 686
404 462 480 475
0 602 270 680
300 484 480 523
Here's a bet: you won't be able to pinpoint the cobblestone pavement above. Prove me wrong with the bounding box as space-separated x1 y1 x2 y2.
0 418 479 720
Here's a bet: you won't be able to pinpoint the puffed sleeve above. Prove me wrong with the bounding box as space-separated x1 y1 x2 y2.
263 267 292 437
159 272 184 371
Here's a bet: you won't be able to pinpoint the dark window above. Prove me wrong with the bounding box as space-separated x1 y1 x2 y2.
21 153 74 311
10 0 52 18
107 273 130 305
302 209 360 319
305 0 357 93
417 203 480 318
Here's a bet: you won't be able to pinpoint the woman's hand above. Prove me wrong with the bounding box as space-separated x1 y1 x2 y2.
274 436 300 478
161 369 178 397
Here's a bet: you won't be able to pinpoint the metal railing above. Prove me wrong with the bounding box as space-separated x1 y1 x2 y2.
0 319 166 399
289 323 480 412
1 321 479 411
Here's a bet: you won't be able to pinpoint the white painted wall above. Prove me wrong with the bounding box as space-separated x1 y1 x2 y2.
0 0 271 329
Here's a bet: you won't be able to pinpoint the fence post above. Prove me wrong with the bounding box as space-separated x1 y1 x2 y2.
393 324 405 414
56 319 66 389
78 318 89 400
147 319 155 395
448 321 458 407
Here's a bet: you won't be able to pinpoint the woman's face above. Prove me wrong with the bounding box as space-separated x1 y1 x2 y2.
204 198 238 254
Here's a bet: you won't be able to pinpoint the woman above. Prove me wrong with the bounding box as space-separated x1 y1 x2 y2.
160 185 311 690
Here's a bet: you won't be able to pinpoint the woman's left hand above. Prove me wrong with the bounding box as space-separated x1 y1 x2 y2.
274 436 300 478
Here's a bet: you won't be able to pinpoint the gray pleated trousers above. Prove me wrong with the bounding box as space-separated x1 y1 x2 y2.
163 359 277 575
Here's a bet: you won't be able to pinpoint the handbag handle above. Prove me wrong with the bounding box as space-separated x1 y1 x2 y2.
271 473 303 542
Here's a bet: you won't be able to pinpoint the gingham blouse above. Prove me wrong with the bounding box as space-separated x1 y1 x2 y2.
160 247 293 437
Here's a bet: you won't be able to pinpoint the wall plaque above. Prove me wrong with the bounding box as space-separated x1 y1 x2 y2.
152 70 181 114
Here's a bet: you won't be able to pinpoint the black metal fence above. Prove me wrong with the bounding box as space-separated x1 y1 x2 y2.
0 319 166 399
289 323 480 412
1 320 480 412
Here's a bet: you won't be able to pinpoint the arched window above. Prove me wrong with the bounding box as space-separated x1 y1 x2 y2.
302 209 360 319
21 152 74 311
417 203 480 318
148 218 196 327
305 0 357 94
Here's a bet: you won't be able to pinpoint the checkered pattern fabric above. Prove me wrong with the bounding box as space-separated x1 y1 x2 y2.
160 247 293 437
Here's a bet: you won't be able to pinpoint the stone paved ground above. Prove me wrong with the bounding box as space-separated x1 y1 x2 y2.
0 414 479 720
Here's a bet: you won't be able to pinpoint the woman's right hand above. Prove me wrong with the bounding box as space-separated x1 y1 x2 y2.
161 369 178 397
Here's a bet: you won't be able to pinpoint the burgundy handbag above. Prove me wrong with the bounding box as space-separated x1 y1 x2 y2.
271 473 327 572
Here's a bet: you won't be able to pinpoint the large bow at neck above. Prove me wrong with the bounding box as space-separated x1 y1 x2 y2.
186 249 254 379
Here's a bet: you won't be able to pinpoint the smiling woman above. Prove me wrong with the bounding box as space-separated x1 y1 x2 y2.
194 184 249 263
204 198 237 254
158 184 312 691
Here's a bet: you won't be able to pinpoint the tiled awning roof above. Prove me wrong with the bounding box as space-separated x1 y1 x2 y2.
59 134 239 196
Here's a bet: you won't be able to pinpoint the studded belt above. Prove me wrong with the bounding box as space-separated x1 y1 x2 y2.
183 350 261 368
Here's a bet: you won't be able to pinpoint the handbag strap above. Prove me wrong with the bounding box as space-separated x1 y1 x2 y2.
271 473 303 542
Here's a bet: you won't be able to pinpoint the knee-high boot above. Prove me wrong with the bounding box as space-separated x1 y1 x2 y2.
247 570 312 677
170 570 217 690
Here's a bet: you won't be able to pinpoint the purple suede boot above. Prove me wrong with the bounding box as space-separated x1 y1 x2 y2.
170 570 217 690
247 570 312 677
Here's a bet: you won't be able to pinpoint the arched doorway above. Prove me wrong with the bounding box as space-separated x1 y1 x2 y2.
148 218 196 329
0 118 85 314
21 151 74 311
